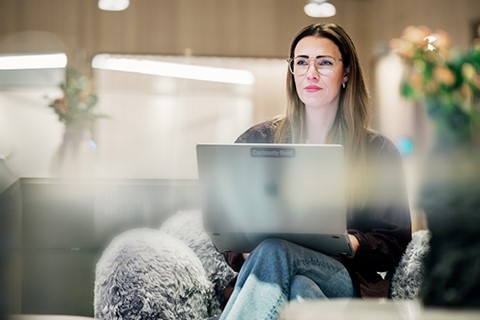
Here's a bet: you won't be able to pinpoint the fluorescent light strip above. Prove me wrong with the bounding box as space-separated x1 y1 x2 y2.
91 54 255 85
0 53 67 70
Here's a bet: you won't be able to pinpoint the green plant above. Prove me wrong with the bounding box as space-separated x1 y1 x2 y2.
390 26 480 145
49 68 107 128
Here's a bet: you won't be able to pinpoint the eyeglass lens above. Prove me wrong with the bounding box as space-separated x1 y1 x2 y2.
289 57 337 75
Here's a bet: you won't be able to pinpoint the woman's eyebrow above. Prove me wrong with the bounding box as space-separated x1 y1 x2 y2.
293 54 333 58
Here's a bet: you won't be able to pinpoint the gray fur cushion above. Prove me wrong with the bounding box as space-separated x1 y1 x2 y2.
160 209 237 308
94 213 429 319
94 228 215 320
390 229 431 299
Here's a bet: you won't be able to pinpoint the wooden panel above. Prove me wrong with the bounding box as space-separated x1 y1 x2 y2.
0 0 479 97
1 0 479 60
0 0 18 36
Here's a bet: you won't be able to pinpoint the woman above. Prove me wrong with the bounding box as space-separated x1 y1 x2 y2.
221 23 412 319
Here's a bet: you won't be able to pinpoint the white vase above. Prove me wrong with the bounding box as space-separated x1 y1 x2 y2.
50 126 97 178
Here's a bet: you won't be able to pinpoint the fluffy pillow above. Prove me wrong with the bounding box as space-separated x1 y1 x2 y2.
94 228 215 320
390 229 431 299
160 209 237 309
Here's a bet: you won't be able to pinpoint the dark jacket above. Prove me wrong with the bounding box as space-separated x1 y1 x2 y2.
225 120 412 299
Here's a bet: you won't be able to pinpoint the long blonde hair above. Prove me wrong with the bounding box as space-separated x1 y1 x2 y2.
274 23 372 206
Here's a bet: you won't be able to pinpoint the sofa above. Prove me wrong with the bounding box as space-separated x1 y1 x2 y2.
94 210 431 320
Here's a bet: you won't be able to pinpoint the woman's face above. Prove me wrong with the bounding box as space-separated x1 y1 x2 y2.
293 36 347 110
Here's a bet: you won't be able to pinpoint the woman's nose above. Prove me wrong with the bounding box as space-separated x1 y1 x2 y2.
306 61 319 79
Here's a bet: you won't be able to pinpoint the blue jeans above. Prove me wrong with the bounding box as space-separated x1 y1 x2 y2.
220 238 357 320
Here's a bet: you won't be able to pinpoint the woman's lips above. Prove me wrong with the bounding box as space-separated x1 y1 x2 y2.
305 85 321 92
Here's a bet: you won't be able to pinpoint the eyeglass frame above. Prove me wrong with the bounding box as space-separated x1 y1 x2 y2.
286 55 343 76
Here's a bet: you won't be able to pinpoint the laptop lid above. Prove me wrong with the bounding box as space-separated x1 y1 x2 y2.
196 143 352 256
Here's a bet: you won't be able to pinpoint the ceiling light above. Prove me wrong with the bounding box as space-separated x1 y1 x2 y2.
304 0 336 18
98 0 129 11
91 54 255 85
0 53 67 70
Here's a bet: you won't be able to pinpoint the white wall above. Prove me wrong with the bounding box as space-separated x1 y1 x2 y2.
0 87 64 177
0 56 286 179
375 53 433 230
94 71 254 179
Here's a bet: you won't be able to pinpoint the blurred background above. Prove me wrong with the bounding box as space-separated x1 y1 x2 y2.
0 0 479 317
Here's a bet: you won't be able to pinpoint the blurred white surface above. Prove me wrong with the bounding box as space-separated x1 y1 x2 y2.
281 299 480 320
0 56 286 179
9 315 95 320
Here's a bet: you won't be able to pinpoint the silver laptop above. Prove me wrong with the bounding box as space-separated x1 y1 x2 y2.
196 143 353 256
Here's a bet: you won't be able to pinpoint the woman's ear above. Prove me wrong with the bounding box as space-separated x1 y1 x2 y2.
343 66 350 83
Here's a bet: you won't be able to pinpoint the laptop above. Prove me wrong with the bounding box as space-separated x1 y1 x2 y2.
196 143 353 257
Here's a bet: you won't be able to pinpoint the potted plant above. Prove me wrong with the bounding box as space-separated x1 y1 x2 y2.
48 68 107 177
391 26 480 308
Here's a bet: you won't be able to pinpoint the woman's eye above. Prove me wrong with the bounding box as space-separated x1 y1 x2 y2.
317 59 334 66
296 59 308 66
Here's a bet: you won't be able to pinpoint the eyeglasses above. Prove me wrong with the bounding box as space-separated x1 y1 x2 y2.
287 56 342 76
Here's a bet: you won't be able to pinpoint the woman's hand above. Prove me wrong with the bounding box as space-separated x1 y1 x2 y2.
242 253 250 260
348 234 360 257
